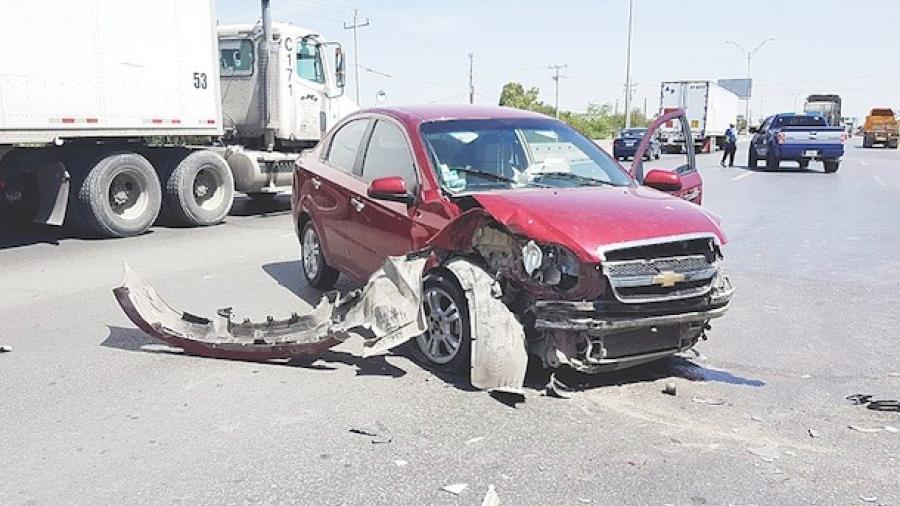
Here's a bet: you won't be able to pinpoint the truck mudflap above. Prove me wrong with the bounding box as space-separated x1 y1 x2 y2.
113 254 428 361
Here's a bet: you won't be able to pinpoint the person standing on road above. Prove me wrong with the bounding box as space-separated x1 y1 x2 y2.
721 124 737 167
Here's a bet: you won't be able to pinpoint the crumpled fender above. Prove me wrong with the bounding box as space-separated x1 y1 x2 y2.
113 254 427 361
443 259 527 395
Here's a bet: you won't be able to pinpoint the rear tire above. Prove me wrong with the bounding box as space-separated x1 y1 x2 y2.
415 272 471 374
863 135 873 148
823 160 840 173
300 220 339 289
70 152 161 238
765 153 779 171
162 150 234 227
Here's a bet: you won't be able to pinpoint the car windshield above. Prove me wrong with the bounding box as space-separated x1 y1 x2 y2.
620 128 646 138
421 118 632 193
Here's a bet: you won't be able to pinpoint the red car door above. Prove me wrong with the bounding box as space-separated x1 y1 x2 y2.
344 118 418 279
303 117 371 271
632 108 704 204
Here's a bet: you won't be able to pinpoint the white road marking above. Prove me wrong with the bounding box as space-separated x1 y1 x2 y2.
872 175 887 187
731 172 754 181
859 160 868 166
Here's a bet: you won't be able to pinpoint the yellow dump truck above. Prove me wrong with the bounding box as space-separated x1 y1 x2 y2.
862 108 898 148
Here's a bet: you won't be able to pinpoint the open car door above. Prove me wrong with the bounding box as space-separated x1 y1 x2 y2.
631 108 703 205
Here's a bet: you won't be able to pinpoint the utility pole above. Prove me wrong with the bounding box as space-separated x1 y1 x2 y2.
623 0 635 128
548 63 567 119
726 37 775 128
643 96 648 122
468 53 474 104
343 9 370 105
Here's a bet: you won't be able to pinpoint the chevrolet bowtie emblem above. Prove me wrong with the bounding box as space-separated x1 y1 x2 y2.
651 270 686 288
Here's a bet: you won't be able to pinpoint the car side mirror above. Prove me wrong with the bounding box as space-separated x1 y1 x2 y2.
367 176 414 204
643 169 683 192
748 126 759 134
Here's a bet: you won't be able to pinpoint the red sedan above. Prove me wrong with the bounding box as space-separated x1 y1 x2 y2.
292 105 730 375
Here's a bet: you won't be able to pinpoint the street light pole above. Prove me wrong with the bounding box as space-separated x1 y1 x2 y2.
623 0 635 128
343 9 370 105
726 37 774 128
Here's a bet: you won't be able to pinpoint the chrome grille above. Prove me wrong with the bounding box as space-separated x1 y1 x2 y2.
602 239 719 304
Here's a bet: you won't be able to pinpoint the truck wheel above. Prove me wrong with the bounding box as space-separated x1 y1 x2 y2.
863 135 873 148
415 271 471 374
765 153 779 171
823 160 840 173
162 150 234 226
748 148 758 168
889 139 898 149
71 152 161 238
300 220 339 289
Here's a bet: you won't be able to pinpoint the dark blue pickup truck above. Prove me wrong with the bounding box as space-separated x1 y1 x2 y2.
749 113 846 173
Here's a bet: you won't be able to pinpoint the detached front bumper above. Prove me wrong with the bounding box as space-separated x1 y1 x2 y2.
532 276 734 373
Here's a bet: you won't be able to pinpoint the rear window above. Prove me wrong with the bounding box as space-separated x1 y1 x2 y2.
774 115 826 128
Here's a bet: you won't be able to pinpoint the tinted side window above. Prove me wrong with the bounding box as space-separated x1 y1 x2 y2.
297 39 325 84
361 120 417 190
327 119 369 172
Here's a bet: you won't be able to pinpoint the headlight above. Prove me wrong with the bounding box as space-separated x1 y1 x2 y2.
522 240 543 275
522 241 580 288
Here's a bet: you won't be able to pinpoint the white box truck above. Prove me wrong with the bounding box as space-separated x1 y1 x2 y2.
658 81 739 153
0 0 356 237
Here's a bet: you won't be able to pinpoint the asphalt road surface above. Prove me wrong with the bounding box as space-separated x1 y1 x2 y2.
1 138 898 505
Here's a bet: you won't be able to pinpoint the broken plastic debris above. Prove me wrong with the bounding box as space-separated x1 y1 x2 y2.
808 429 822 438
662 381 677 396
545 372 574 399
441 483 469 495
480 485 500 506
859 496 878 503
750 415 764 422
799 374 812 379
848 425 886 433
691 395 726 406
349 422 392 444
747 445 780 462
578 499 592 504
465 436 485 445
0 345 12 353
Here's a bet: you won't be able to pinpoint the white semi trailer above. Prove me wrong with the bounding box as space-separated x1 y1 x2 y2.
0 0 356 237
658 81 739 154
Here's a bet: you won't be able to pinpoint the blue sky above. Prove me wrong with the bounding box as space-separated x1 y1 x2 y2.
216 0 900 121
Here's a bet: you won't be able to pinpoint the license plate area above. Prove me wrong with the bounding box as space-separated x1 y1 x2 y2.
803 149 818 157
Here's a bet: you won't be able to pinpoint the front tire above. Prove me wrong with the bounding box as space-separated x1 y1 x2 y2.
765 152 779 171
162 150 234 227
748 147 758 168
300 220 339 289
70 152 161 238
415 272 471 373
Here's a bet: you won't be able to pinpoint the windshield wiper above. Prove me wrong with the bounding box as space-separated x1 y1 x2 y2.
531 172 615 186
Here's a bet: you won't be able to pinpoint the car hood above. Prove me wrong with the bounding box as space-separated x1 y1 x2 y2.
465 186 726 262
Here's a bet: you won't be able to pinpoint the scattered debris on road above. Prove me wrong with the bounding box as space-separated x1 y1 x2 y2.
691 395 727 406
807 429 822 438
0 345 12 353
545 372 574 399
662 381 677 396
847 425 898 434
480 485 500 506
747 445 780 462
393 459 408 467
859 495 878 503
465 436 485 445
348 422 392 444
441 483 468 495
846 394 900 412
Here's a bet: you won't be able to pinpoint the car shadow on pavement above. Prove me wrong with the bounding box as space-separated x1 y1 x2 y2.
730 164 821 174
0 222 76 250
102 325 408 378
544 355 765 392
228 194 292 217
261 261 341 307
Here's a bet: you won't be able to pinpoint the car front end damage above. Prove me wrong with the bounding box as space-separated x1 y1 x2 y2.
429 210 734 376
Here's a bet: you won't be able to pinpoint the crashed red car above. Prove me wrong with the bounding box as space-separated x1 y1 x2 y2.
292 105 732 377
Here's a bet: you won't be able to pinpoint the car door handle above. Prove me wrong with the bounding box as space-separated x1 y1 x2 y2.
310 177 322 190
350 197 365 213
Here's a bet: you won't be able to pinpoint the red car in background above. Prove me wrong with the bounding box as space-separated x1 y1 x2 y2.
292 105 730 377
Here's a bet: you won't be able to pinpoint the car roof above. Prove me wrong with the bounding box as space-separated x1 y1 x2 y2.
357 104 551 124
